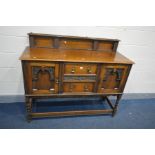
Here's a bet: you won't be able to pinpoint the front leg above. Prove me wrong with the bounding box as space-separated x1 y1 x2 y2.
101 96 106 102
25 97 32 122
112 94 122 117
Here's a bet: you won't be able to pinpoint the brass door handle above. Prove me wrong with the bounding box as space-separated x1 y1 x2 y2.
55 79 59 84
84 85 89 92
69 84 75 92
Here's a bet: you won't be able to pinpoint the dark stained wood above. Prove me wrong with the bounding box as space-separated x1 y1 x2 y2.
24 62 59 94
53 38 60 48
25 97 32 122
28 33 120 51
63 82 94 93
64 63 97 74
29 35 35 48
93 40 99 50
112 94 122 116
94 64 101 93
25 92 122 98
34 36 54 48
59 38 93 50
121 64 132 92
105 96 114 109
31 109 113 118
20 33 134 121
98 41 114 51
98 64 130 93
113 41 119 51
21 61 28 94
20 47 134 64
58 62 63 93
28 32 120 42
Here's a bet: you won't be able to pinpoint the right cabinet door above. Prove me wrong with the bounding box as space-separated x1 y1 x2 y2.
98 64 131 93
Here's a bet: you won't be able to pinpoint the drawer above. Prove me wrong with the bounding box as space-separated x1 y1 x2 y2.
64 63 97 75
63 82 94 93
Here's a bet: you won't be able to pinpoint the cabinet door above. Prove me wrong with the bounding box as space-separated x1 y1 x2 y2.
27 62 59 94
98 64 131 93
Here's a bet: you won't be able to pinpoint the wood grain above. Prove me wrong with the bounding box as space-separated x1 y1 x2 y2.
20 47 134 64
20 33 134 121
28 33 119 51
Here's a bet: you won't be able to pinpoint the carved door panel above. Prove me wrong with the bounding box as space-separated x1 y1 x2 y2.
28 62 59 94
98 64 130 93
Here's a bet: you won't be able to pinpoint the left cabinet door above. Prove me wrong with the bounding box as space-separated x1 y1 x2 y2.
23 62 59 94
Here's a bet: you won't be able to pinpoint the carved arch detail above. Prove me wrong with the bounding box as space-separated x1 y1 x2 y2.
102 68 124 90
32 66 55 81
103 68 124 81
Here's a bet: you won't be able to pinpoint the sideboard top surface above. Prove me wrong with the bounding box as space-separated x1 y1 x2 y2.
20 47 134 64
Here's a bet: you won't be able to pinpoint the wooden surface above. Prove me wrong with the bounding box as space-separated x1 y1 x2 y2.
29 33 120 51
20 47 134 64
28 32 120 41
31 109 114 118
20 33 134 121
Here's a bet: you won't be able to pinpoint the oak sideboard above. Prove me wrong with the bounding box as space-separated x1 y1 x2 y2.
20 33 134 122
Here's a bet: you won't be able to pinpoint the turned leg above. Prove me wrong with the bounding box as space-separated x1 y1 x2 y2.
25 97 32 122
32 98 36 103
102 96 106 102
112 94 122 117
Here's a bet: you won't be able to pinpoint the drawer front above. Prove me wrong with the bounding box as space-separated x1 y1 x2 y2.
64 63 97 75
63 82 94 93
98 64 131 93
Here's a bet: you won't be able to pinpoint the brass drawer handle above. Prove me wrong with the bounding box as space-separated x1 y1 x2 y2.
114 88 118 90
69 84 75 92
84 85 89 92
32 88 38 91
87 67 92 74
50 88 55 92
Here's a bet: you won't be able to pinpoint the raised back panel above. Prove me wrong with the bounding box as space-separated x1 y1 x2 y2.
29 33 119 52
34 36 54 48
59 38 92 50
98 41 114 51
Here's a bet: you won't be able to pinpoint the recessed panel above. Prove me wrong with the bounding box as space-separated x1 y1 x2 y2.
34 37 53 48
98 41 114 51
60 39 92 50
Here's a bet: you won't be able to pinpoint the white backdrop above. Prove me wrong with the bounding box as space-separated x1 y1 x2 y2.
0 26 155 95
